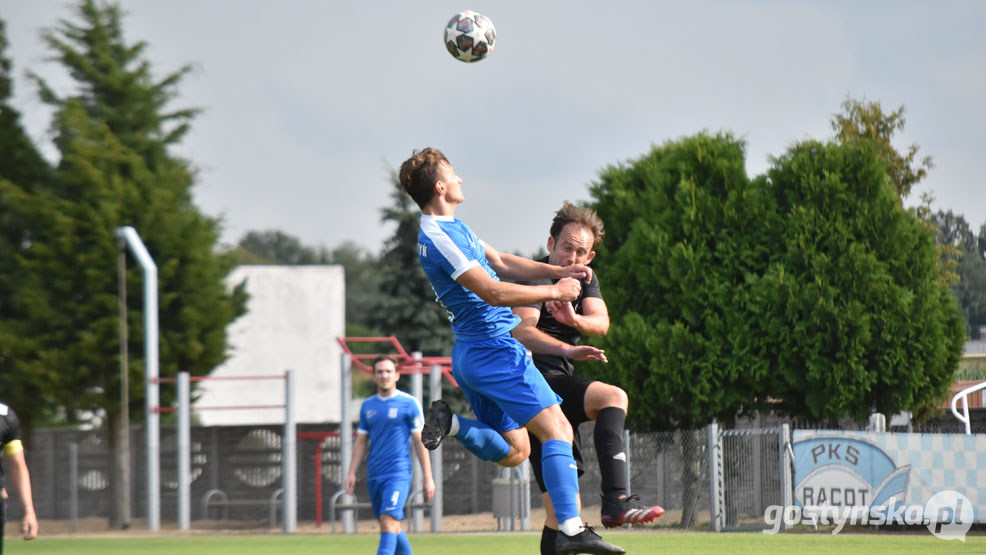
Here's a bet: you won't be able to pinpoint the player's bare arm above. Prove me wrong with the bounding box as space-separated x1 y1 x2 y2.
482 241 592 283
7 449 38 540
512 306 608 362
456 266 581 307
411 432 436 502
544 296 610 337
344 433 369 495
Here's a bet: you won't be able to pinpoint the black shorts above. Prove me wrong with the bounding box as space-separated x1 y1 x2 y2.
529 374 596 493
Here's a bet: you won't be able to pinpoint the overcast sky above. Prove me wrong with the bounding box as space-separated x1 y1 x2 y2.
3 1 984 256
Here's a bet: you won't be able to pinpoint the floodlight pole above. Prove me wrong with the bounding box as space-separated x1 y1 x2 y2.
115 226 160 532
115 235 132 529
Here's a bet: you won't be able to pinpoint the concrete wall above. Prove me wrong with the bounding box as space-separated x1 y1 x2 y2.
194 265 344 425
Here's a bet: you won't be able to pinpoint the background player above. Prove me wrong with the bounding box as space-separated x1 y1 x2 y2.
345 356 435 555
512 202 664 554
1 401 38 553
399 147 623 554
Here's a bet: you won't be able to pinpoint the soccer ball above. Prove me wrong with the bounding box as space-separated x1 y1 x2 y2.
444 10 496 63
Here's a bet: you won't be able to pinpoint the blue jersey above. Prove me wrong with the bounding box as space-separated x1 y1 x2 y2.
417 215 520 341
357 391 424 478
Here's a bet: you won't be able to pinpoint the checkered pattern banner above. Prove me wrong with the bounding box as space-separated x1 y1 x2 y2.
792 430 986 522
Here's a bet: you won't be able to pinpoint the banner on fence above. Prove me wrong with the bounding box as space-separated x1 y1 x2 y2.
792 431 985 523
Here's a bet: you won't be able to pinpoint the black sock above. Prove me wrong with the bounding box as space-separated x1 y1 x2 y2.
595 407 628 501
541 525 558 555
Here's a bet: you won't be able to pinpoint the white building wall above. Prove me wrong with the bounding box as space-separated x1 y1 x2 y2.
194 265 344 425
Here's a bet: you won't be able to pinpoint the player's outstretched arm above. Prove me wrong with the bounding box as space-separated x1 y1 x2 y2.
411 432 436 502
457 266 581 307
512 306 607 362
345 433 368 495
544 296 610 337
483 241 592 283
7 449 37 540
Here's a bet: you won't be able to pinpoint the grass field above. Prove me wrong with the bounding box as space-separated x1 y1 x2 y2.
5 531 984 555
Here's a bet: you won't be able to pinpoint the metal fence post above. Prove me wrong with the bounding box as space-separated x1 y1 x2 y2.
779 423 792 530
708 421 722 532
339 354 355 533
429 364 444 532
177 372 191 530
520 461 531 530
283 369 297 533
623 429 631 497
410 352 424 533
68 442 78 533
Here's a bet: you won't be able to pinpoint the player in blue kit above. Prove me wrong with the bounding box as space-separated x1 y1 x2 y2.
346 356 435 555
398 147 624 555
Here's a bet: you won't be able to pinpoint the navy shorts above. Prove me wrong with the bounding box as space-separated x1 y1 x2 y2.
452 333 561 432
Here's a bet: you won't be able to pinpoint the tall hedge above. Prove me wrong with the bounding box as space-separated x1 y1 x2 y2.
587 133 964 430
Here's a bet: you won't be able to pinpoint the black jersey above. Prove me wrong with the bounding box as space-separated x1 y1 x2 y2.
518 257 603 377
0 402 23 489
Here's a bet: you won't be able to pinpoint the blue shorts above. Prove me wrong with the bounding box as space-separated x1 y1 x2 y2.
367 473 411 520
452 333 561 432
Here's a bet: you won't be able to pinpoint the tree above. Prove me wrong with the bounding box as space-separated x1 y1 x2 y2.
587 132 965 432
954 235 986 339
759 140 965 422
932 210 976 249
587 132 775 524
0 21 50 192
15 0 246 527
234 230 331 265
932 211 986 338
588 132 773 431
368 172 453 356
831 97 933 199
0 19 56 436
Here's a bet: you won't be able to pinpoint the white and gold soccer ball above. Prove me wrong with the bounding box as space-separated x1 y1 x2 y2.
444 10 496 63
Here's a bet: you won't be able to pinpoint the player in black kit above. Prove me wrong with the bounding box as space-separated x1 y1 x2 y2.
0 402 37 553
512 202 663 555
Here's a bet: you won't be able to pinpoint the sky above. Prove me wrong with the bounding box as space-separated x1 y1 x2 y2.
3 1 985 256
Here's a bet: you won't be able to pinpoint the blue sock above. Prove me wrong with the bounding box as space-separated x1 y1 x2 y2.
541 439 580 522
455 415 511 462
378 531 397 555
395 530 412 554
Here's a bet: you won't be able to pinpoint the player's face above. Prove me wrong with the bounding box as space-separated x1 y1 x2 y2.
547 223 596 268
438 161 465 204
372 361 398 394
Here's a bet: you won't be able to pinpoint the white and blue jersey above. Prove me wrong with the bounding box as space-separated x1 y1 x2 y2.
357 391 424 479
417 215 520 342
417 214 560 431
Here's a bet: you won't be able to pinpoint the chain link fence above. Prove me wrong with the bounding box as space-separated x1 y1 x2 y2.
17 409 982 533
19 423 720 532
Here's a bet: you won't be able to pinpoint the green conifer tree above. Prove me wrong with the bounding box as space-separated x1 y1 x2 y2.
9 1 247 526
0 19 56 435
